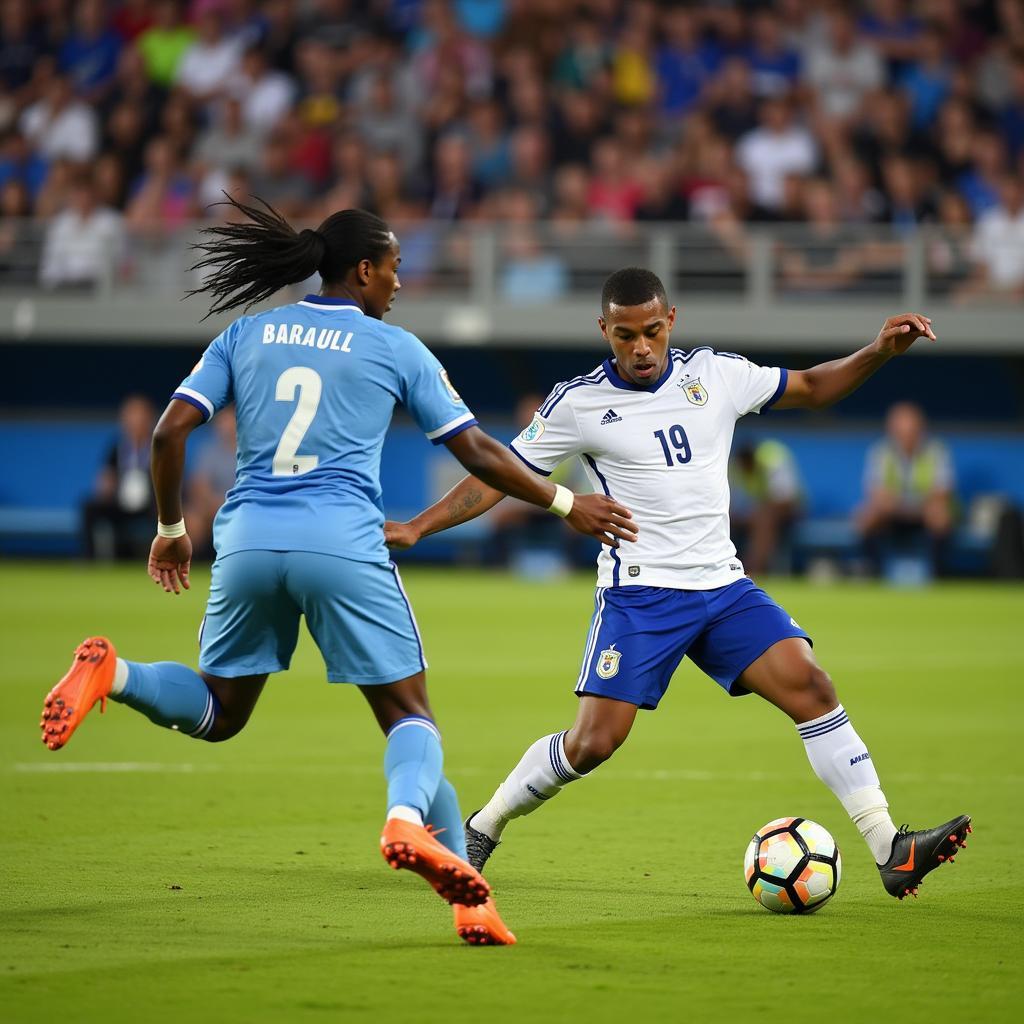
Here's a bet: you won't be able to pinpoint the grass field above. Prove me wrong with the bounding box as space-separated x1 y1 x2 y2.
2 563 1022 1023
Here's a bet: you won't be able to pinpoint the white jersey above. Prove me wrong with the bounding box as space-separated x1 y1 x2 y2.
510 348 788 590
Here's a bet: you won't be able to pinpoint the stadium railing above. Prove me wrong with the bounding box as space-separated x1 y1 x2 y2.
1 220 1020 351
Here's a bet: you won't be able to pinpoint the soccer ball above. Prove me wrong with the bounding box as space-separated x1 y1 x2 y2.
743 817 841 914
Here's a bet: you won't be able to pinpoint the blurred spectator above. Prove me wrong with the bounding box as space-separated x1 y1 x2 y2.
20 74 99 163
354 69 421 177
230 44 295 137
858 0 923 78
960 174 1024 300
136 0 196 88
730 438 803 576
805 9 884 121
248 128 311 218
124 135 197 234
59 0 122 102
857 402 955 577
81 394 157 561
0 0 46 96
175 9 243 107
587 135 642 222
186 406 236 559
746 10 800 98
927 189 973 294
553 14 610 93
957 131 1007 218
900 24 952 130
737 97 817 215
0 130 48 200
655 8 714 116
706 58 758 142
427 133 479 220
194 95 261 197
779 178 866 294
39 172 123 288
498 189 567 303
0 176 35 283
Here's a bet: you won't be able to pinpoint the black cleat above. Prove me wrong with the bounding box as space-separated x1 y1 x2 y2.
878 815 972 899
464 811 500 874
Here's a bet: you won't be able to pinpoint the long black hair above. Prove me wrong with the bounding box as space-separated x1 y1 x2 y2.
187 194 393 318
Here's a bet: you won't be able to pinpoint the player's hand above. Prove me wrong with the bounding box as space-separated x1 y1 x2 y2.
874 313 936 356
566 493 637 547
148 535 192 594
384 520 422 550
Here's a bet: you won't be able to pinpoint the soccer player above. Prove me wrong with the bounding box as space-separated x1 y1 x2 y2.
386 268 971 903
37 199 636 947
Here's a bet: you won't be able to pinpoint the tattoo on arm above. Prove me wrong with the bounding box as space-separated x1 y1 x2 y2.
446 487 484 522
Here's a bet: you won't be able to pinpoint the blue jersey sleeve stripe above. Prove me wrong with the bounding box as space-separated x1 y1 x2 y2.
761 367 789 413
508 443 552 476
429 417 478 445
542 372 606 417
171 390 213 422
539 368 605 417
426 411 476 440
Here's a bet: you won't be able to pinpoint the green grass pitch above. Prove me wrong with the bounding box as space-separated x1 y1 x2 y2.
2 562 1022 1023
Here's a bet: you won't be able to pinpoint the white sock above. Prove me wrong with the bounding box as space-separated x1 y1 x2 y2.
110 658 129 696
387 804 424 826
797 705 897 864
471 731 582 841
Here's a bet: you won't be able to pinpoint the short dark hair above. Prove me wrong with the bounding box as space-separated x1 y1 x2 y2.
601 267 667 315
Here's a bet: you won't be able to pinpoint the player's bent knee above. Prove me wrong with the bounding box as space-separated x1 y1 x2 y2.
802 665 837 716
202 712 251 743
569 729 626 773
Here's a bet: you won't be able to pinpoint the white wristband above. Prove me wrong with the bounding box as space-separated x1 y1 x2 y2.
157 518 187 539
547 484 574 518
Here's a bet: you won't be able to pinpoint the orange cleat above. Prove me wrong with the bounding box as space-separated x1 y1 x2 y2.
40 637 117 751
380 818 490 908
454 897 517 946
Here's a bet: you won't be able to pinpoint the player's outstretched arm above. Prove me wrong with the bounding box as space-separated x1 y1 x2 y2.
148 399 204 594
773 312 936 411
385 474 506 549
384 426 636 550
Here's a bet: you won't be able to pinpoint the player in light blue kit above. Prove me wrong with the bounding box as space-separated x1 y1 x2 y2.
38 197 635 946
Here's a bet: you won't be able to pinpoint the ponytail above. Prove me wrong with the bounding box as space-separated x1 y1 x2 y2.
187 194 393 318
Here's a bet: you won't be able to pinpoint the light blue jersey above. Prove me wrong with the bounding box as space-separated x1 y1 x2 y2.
173 294 476 561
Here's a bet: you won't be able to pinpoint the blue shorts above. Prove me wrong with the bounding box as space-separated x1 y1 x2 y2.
575 578 810 710
198 551 426 684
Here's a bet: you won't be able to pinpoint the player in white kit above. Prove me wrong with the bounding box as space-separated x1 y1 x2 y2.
386 269 971 902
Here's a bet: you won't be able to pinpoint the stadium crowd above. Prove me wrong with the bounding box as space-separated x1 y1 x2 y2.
1 0 1023 297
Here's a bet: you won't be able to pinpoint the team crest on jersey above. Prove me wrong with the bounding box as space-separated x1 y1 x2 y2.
681 377 708 406
596 645 621 679
439 368 462 402
520 415 545 442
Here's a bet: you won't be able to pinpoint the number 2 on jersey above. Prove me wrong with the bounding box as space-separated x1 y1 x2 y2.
273 366 321 475
654 425 692 466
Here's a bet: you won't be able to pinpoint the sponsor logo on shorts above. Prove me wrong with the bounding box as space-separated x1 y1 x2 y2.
849 752 871 766
729 562 741 571
520 415 544 442
596 645 621 679
628 565 640 577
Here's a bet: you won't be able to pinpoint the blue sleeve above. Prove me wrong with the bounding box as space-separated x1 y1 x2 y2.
396 332 477 445
172 323 235 422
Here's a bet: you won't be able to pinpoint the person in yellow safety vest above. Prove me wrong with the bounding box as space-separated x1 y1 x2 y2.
857 401 956 573
729 438 804 576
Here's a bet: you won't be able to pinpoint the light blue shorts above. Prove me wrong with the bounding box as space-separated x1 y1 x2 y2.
198 551 426 684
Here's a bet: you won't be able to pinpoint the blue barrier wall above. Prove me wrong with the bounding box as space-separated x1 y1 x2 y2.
2 418 1022 558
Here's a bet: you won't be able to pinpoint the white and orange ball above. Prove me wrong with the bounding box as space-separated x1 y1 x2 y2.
743 817 841 914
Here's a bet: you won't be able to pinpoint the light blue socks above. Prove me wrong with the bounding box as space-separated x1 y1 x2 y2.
111 660 219 738
383 715 444 819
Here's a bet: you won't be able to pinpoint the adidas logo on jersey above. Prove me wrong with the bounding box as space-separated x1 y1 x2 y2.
600 409 622 425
